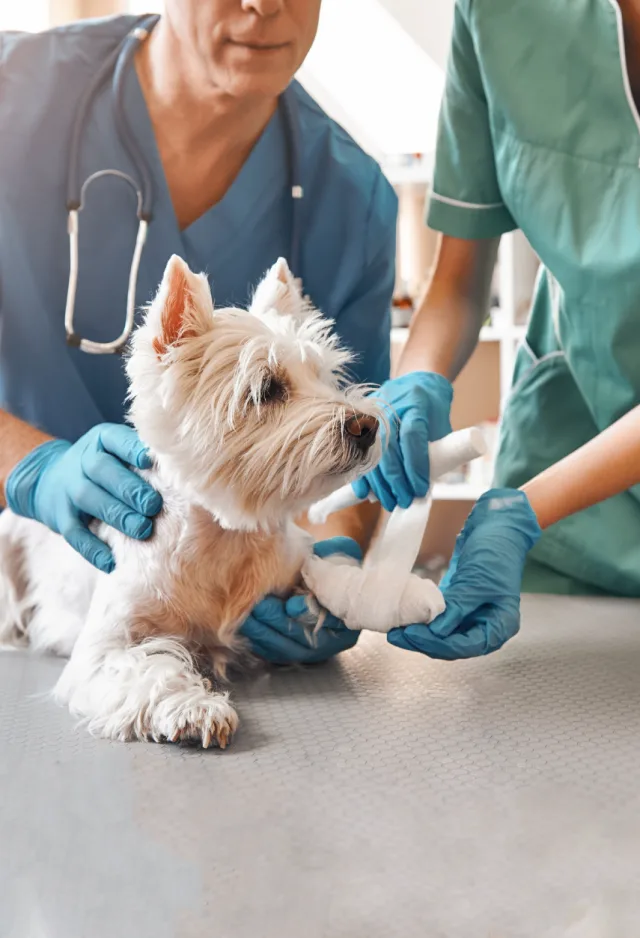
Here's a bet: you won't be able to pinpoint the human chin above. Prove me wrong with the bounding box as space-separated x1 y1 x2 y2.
221 44 296 94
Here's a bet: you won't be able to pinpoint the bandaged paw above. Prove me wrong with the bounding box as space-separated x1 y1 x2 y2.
305 427 487 634
302 554 445 633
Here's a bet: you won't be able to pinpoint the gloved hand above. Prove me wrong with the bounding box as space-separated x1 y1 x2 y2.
388 489 541 660
352 371 453 512
5 424 162 574
239 537 363 664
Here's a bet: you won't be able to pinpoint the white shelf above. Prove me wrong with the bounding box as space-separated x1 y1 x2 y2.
478 323 527 342
390 324 527 346
390 326 407 345
383 160 433 187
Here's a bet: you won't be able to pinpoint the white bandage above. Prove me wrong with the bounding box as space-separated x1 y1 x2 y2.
308 427 486 525
303 427 487 633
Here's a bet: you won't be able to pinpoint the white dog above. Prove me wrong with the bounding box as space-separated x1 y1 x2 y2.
0 255 382 748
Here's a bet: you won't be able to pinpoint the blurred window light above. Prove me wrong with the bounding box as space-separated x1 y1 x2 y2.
0 0 50 32
128 1 163 12
298 0 444 156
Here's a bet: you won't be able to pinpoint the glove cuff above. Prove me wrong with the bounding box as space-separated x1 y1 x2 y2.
406 370 454 401
403 371 454 440
378 370 453 402
5 439 71 520
475 488 542 549
313 536 364 563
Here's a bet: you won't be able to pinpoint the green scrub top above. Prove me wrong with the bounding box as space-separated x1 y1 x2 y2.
427 0 640 597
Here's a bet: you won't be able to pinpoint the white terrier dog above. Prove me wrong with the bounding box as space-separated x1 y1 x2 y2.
0 256 382 748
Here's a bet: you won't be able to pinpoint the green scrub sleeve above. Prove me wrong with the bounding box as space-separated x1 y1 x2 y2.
427 1 517 240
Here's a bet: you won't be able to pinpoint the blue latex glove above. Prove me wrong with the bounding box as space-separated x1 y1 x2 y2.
5 424 162 574
388 489 541 660
352 371 453 512
239 537 363 664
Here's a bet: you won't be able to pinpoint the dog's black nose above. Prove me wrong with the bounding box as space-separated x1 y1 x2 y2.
344 413 379 452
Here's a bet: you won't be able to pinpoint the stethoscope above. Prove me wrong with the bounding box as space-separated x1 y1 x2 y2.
64 14 304 355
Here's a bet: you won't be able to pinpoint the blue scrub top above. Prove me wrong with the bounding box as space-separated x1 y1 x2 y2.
0 16 397 442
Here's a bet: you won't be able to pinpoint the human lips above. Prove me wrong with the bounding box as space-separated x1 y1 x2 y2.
227 37 291 53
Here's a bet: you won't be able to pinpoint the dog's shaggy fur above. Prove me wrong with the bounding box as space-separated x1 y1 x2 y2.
0 256 382 748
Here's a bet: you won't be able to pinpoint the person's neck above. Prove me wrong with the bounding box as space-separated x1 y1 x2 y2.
135 18 277 154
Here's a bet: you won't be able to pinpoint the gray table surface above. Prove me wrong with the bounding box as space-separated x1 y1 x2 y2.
1 594 640 938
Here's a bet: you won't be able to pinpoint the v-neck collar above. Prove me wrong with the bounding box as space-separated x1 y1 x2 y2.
121 63 287 270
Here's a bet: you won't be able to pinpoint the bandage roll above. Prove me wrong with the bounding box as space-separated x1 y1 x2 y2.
308 427 487 525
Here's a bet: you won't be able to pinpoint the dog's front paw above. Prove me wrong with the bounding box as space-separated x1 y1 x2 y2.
154 692 239 750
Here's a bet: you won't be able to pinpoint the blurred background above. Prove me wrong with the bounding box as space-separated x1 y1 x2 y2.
2 1 451 158
2 0 457 310
1 0 539 570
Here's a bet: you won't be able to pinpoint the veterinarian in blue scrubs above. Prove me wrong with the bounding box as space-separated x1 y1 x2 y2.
357 0 640 659
0 2 396 664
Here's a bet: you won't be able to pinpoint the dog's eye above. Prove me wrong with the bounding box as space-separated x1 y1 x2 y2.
259 375 287 405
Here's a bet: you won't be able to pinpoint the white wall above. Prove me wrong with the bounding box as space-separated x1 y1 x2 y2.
0 1 49 30
376 0 455 71
298 0 451 159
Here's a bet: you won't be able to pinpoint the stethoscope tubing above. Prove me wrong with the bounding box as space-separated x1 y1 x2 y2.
64 13 304 355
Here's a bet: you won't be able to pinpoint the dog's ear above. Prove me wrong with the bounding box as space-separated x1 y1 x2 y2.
249 257 308 319
152 255 214 356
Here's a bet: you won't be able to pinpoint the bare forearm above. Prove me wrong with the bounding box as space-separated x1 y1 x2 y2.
0 410 51 505
398 235 500 381
399 286 485 380
522 406 640 529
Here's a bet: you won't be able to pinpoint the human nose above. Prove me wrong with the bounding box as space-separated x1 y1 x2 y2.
241 0 284 16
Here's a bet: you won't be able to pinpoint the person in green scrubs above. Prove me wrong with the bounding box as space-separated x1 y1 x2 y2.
356 0 640 659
